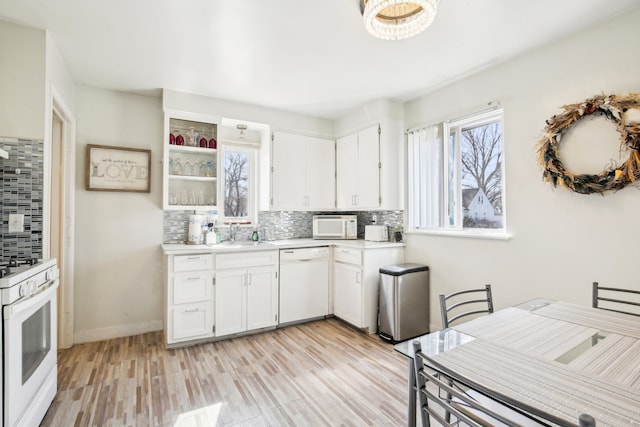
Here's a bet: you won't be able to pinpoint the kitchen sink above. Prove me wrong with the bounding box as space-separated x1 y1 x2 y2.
219 241 273 248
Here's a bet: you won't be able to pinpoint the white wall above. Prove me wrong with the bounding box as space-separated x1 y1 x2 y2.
74 87 164 342
0 20 45 139
46 33 76 113
403 8 640 330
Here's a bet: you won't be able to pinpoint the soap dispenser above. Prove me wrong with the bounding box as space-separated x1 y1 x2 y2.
251 227 259 242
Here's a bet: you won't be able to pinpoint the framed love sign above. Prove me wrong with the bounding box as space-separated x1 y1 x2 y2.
86 144 151 192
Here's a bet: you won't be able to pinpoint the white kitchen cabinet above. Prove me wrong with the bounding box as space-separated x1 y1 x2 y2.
336 124 380 210
332 245 403 333
214 251 279 337
246 266 280 329
164 253 215 346
163 112 219 210
271 131 335 210
213 269 245 336
333 261 362 327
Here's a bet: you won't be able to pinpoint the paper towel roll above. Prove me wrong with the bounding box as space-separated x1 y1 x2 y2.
187 215 205 244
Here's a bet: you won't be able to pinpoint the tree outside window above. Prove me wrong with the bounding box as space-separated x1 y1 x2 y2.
219 144 256 224
223 151 249 218
459 120 503 229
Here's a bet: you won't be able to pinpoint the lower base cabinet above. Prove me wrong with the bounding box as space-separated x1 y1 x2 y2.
333 245 404 333
164 253 215 346
333 261 363 327
214 251 279 337
164 243 403 347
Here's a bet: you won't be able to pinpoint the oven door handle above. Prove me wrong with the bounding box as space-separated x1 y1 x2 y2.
3 279 59 320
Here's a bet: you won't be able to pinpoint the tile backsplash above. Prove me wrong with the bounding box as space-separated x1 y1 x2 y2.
0 137 44 261
163 209 404 244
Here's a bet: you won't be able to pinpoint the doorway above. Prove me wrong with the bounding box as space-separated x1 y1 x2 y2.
48 92 75 349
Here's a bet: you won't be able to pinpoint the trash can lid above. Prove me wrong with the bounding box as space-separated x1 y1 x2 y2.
379 263 429 276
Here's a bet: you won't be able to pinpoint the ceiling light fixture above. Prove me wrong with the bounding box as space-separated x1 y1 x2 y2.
360 0 439 41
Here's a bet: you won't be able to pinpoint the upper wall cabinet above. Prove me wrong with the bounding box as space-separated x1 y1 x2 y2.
271 131 335 211
336 121 402 211
163 112 220 210
336 124 381 210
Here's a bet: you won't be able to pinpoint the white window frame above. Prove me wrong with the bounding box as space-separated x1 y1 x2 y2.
407 108 508 239
218 141 258 226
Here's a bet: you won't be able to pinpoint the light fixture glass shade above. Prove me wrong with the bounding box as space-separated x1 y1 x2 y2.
361 0 438 40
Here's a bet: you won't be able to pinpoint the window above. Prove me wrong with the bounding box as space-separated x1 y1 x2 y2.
219 143 257 224
408 108 505 236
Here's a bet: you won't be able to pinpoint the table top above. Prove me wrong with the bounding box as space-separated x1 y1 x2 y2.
395 299 640 426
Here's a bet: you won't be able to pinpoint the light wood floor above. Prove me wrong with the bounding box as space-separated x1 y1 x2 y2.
41 318 410 426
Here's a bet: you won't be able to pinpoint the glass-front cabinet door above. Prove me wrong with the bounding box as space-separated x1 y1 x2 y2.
163 112 220 210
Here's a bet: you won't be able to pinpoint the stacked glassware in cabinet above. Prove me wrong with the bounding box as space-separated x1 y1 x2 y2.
165 117 218 210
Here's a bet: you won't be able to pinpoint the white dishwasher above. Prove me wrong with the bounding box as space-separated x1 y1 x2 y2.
279 247 330 324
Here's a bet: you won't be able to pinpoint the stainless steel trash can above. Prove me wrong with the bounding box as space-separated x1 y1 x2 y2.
378 263 429 343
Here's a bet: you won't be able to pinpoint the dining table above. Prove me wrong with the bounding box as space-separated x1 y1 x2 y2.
394 298 640 427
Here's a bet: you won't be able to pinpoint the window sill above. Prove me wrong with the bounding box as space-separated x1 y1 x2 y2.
407 228 511 241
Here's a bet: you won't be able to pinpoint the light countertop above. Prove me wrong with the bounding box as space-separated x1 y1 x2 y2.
162 238 404 254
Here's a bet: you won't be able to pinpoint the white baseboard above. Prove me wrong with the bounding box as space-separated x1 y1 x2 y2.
73 320 163 344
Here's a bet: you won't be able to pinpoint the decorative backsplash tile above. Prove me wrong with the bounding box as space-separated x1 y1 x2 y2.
0 137 44 261
163 210 192 244
356 210 404 235
258 211 316 240
162 209 404 243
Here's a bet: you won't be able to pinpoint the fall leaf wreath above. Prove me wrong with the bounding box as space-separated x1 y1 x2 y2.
537 93 640 194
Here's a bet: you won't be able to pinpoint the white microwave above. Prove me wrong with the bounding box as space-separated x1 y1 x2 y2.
313 215 357 240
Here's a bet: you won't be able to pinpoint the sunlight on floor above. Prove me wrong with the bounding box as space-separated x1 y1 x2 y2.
174 402 224 426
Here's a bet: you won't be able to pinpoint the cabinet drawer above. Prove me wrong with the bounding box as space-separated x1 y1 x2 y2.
334 247 362 265
169 301 214 342
216 251 278 269
173 253 214 272
172 273 213 305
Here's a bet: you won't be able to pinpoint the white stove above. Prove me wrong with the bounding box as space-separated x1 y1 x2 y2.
0 257 59 427
0 258 58 305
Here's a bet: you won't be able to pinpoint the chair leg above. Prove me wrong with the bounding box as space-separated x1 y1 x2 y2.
443 376 452 424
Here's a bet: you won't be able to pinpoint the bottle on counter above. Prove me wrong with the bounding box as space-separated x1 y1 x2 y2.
251 227 259 242
205 223 216 246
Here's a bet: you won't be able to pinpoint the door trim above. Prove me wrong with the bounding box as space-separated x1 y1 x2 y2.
45 85 76 349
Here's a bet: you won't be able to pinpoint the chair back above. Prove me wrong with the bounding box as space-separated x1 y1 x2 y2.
411 341 596 427
439 284 494 329
592 282 640 317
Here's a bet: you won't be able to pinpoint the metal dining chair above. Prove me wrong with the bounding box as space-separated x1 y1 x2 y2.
411 340 597 427
439 284 494 329
592 282 640 317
